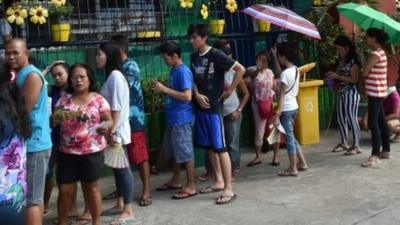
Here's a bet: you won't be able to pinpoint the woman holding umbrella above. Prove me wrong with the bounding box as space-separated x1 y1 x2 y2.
360 28 391 167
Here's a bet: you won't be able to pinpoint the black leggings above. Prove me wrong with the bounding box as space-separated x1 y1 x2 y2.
368 97 390 156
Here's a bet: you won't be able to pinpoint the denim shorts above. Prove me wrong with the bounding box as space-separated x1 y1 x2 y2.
280 110 300 156
26 149 51 207
164 123 194 164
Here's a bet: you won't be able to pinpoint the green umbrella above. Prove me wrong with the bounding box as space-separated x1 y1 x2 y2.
337 2 400 43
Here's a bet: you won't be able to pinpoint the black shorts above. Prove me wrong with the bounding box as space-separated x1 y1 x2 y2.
57 151 104 184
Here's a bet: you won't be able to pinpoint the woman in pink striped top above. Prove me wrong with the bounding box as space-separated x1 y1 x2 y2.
360 28 391 167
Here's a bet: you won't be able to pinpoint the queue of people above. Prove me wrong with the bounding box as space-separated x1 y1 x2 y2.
0 23 398 225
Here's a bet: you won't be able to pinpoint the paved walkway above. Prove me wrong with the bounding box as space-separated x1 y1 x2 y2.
44 129 400 225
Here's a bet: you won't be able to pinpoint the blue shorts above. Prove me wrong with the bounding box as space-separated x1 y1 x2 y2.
194 111 226 152
164 123 194 164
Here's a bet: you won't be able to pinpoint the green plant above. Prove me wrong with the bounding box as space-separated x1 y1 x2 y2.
288 11 344 75
141 76 168 113
48 1 73 23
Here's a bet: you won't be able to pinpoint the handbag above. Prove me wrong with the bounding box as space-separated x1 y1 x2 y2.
257 98 274 119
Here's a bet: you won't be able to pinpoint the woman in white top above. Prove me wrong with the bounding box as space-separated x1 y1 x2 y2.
274 43 308 177
97 42 135 224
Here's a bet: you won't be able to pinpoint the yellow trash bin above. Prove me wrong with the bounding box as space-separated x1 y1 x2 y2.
294 79 324 145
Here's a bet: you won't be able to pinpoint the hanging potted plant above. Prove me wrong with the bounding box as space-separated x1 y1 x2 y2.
205 0 238 35
253 0 271 32
49 0 73 42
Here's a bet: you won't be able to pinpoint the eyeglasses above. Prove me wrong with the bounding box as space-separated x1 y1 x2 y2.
71 75 88 81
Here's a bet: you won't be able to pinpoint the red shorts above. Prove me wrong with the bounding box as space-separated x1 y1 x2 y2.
127 130 149 164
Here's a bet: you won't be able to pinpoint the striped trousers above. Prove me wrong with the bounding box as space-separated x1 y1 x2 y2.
336 89 361 147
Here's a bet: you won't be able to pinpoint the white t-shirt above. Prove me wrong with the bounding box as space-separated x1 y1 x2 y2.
100 70 131 145
279 66 299 112
223 70 240 116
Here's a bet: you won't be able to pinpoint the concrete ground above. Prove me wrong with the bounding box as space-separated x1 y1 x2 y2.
44 129 400 225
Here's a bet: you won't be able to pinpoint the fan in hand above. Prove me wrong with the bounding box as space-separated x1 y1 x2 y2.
104 134 130 169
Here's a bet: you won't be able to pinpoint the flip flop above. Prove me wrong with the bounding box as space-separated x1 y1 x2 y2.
270 161 280 167
277 169 298 177
297 165 308 171
102 190 118 200
246 160 261 167
139 197 153 207
75 218 92 225
156 183 183 191
43 209 52 217
199 185 224 194
196 174 211 182
216 194 237 205
172 190 197 200
101 207 122 216
110 217 135 225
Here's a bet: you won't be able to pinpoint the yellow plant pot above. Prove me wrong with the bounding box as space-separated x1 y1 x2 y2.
136 31 161 38
209 19 225 35
51 24 71 42
256 20 271 32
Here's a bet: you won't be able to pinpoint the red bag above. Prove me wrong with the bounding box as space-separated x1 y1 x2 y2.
257 98 274 119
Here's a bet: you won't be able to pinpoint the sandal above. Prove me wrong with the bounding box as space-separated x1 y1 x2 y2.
380 152 391 159
199 185 224 194
172 190 197 200
139 197 153 207
216 194 237 205
277 169 298 177
344 147 363 156
331 144 349 152
361 156 380 167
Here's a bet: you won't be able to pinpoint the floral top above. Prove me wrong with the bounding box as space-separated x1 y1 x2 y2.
56 93 110 155
0 111 27 217
251 68 275 101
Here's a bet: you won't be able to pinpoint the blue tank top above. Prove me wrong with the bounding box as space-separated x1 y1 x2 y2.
15 64 52 152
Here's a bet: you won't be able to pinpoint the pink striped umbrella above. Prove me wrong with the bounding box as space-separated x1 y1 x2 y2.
242 4 321 40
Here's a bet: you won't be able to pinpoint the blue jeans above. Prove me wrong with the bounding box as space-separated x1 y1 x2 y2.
224 113 242 171
280 110 300 156
113 147 134 204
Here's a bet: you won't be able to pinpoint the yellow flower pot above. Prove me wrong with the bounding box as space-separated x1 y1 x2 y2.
51 24 71 42
209 19 225 35
256 20 271 32
136 31 161 38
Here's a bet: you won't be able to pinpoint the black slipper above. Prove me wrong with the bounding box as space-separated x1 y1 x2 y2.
172 190 198 200
156 184 183 191
246 161 261 167
270 161 280 166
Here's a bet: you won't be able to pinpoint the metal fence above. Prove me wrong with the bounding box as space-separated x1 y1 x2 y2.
1 0 302 79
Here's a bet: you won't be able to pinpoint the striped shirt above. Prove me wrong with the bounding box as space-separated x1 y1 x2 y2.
365 49 387 98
